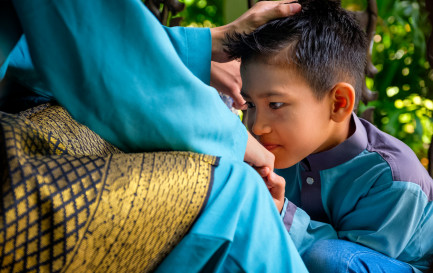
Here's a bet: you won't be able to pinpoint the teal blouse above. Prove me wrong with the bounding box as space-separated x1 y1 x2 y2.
1 0 247 160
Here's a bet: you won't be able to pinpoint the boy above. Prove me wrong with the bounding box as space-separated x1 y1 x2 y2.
226 0 433 272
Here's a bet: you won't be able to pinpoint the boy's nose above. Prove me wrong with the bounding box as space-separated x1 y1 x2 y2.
251 115 272 136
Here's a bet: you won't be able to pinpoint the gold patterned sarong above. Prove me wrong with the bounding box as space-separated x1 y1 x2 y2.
0 104 218 272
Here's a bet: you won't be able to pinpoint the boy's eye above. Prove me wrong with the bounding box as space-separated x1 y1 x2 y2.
245 102 255 108
269 102 284 109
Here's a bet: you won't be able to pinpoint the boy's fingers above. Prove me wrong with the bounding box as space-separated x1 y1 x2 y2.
267 172 279 188
256 166 270 178
267 172 285 188
267 171 275 182
267 172 286 201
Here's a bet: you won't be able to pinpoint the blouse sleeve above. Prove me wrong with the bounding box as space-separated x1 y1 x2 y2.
10 0 247 160
163 26 211 84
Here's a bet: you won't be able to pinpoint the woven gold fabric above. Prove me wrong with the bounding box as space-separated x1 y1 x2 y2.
0 104 217 272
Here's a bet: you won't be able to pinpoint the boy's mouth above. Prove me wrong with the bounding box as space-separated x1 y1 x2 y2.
262 144 280 151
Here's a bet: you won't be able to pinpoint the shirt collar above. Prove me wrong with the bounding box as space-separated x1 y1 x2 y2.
301 113 368 171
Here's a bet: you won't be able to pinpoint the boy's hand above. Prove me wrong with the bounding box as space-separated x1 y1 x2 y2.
264 171 286 213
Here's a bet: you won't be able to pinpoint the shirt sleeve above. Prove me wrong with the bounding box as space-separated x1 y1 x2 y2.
337 179 428 259
281 199 338 254
11 0 247 160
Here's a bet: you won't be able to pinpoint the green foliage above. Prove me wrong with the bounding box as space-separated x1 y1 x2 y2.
368 0 432 161
343 0 433 162
176 0 223 27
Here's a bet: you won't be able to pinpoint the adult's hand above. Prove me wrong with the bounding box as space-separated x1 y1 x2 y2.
244 131 275 173
210 1 302 62
210 60 246 109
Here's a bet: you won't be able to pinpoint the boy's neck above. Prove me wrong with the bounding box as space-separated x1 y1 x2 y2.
317 114 355 154
347 114 356 139
333 114 355 149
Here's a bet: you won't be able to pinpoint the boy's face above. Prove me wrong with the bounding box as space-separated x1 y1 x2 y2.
241 61 334 169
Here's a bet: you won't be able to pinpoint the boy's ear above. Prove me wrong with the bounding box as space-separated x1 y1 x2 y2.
329 82 355 123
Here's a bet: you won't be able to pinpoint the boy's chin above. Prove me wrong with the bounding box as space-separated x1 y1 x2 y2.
274 159 297 169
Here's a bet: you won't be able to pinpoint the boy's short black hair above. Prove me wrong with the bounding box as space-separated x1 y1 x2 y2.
226 0 368 105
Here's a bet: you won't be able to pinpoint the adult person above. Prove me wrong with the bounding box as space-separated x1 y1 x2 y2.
0 0 307 272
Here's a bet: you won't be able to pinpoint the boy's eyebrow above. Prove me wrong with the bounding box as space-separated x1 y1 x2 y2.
258 91 287 98
241 90 288 99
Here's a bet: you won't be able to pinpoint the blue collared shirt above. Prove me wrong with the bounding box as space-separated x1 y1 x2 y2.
278 113 433 272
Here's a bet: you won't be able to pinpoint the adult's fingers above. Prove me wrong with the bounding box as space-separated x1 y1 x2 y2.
210 60 246 109
231 92 247 110
210 1 301 62
248 1 302 30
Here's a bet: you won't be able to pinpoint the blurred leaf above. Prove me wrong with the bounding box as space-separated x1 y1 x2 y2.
176 0 223 27
349 0 433 160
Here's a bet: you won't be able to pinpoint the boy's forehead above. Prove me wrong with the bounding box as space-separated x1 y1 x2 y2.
240 60 316 99
240 59 302 84
241 55 299 76
242 44 297 66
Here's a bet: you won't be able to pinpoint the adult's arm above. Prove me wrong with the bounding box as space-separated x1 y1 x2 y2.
162 26 212 84
1 26 210 98
165 0 302 85
10 0 247 160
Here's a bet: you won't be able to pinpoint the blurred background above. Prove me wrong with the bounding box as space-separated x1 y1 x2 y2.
146 0 433 168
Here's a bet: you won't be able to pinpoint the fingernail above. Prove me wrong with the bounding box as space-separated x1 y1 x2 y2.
290 3 302 13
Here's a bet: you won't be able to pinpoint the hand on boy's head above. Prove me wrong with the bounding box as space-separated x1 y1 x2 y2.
210 0 301 62
232 1 302 35
264 172 286 213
